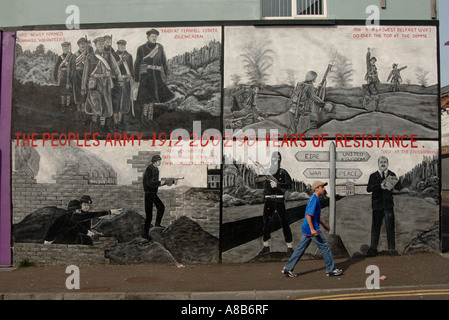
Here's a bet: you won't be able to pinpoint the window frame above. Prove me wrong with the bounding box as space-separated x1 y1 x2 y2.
262 0 328 20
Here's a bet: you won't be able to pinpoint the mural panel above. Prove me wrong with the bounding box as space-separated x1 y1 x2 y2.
8 23 441 266
12 141 221 265
222 140 439 263
12 26 222 139
223 25 439 139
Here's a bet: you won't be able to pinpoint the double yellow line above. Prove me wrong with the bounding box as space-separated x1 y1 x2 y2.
300 288 449 300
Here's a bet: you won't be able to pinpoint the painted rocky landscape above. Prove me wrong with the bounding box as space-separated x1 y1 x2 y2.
13 207 219 265
224 83 439 139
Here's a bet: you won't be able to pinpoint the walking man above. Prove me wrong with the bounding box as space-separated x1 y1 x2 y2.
281 181 343 278
366 156 401 256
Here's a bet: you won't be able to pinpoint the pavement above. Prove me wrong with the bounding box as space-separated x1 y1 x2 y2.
1 252 449 301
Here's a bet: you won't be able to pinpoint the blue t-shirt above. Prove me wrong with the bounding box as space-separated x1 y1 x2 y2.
302 194 321 236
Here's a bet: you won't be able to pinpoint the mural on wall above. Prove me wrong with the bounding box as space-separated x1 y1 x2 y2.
12 26 222 138
8 23 441 266
12 141 221 265
222 140 440 263
223 25 439 139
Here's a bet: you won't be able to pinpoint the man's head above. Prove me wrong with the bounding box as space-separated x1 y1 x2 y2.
61 42 70 53
146 29 159 44
378 156 389 172
117 40 127 52
93 37 105 52
151 155 162 167
305 71 318 83
77 38 87 52
67 199 81 214
270 151 281 167
80 195 92 212
250 84 260 94
312 180 327 196
103 35 112 48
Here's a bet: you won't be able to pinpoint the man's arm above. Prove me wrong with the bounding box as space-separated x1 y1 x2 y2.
133 46 142 83
366 173 381 193
306 214 318 236
320 220 330 233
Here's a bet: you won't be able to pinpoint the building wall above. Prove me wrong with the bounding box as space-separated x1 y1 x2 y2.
0 0 443 266
0 0 438 28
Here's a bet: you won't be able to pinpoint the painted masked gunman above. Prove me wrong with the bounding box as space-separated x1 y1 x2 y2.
259 152 294 256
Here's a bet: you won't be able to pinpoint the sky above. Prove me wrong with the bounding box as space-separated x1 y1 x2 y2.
440 0 449 88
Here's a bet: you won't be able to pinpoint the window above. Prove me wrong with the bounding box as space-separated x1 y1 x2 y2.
261 0 327 19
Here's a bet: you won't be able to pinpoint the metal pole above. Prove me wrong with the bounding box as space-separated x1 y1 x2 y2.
329 142 336 235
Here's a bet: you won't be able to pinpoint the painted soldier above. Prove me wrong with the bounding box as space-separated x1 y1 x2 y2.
387 63 407 92
229 84 266 128
113 39 135 130
103 35 115 52
43 199 120 246
53 41 72 113
68 37 91 120
81 36 123 134
134 29 175 127
287 71 326 134
362 48 380 110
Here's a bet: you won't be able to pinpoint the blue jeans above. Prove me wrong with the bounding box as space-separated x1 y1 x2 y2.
284 234 335 273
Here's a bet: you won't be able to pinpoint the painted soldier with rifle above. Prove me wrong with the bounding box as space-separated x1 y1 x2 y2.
68 37 92 120
54 41 72 113
287 66 333 135
81 36 123 134
113 39 135 130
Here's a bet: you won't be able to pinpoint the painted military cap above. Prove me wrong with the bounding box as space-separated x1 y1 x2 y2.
77 37 88 44
79 195 93 204
93 36 105 43
61 41 71 47
146 29 160 36
116 39 127 45
151 155 162 163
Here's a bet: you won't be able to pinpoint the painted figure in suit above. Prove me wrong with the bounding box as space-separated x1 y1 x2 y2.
366 156 402 256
